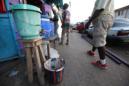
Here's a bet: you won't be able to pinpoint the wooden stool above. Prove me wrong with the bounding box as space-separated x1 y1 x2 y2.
42 40 51 60
22 38 46 84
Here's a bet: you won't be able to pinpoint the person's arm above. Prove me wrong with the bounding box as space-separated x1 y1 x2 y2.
86 0 111 29
85 9 104 29
62 11 67 24
90 9 104 22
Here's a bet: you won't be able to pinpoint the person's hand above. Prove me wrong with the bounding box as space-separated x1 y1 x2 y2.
61 25 63 28
50 18 53 21
39 29 44 36
61 23 64 28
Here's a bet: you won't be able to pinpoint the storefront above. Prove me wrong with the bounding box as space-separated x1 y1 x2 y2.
0 0 63 61
0 0 23 61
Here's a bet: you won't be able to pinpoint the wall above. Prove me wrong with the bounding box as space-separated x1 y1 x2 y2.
115 6 129 19
0 0 22 61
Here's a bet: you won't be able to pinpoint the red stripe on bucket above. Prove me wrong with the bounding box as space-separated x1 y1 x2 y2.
54 71 56 83
0 0 6 13
60 71 62 81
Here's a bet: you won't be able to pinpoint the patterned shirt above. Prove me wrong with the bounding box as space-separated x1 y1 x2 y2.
62 10 71 24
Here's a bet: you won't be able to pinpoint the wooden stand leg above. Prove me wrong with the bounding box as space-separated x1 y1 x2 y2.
33 46 44 85
23 38 46 84
38 45 46 64
25 47 33 83
53 40 56 48
47 43 50 59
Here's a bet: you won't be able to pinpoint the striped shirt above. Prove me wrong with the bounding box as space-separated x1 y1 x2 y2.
62 10 71 24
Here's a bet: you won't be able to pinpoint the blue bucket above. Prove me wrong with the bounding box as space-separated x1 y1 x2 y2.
41 18 54 39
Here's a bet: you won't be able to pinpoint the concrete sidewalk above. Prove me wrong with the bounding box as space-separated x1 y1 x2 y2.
56 32 129 86
0 32 129 86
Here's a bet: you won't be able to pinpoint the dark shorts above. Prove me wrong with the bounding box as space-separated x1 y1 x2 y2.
62 23 70 29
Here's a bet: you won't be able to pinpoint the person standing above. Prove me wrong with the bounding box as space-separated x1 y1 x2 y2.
85 0 114 69
50 4 59 38
60 3 71 45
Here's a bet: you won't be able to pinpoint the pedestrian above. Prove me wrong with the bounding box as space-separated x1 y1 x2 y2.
60 3 71 45
85 0 114 69
50 4 59 39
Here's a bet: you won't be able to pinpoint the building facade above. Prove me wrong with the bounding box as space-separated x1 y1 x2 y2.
115 5 129 18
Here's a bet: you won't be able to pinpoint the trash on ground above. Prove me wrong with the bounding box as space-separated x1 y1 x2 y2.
8 69 19 77
43 45 60 58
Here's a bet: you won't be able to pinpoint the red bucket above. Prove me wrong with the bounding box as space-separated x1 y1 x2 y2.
44 58 65 84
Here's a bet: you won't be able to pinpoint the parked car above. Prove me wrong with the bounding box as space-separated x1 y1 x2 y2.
71 24 77 30
86 17 129 43
77 22 85 33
